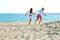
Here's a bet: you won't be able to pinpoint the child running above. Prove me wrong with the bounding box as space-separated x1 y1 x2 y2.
34 8 46 24
25 8 34 24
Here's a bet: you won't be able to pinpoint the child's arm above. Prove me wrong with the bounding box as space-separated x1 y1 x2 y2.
32 12 36 15
34 10 38 15
35 11 37 14
25 11 29 15
42 10 46 16
43 13 46 16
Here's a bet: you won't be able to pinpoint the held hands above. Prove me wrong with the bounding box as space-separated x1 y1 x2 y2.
33 12 36 15
32 12 36 15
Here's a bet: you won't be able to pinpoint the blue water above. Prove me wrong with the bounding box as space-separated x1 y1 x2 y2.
0 13 60 22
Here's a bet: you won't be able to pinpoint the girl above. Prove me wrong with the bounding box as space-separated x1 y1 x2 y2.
25 8 34 24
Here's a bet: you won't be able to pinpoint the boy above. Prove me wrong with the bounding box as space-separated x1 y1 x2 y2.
35 8 46 24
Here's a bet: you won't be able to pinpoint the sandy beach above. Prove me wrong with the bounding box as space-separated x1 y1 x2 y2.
0 21 60 40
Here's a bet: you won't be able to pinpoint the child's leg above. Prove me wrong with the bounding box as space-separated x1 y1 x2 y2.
29 15 32 24
39 16 42 24
34 14 39 24
35 18 38 24
29 18 32 24
39 18 42 24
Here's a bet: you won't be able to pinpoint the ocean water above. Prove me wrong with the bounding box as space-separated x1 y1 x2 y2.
0 13 60 22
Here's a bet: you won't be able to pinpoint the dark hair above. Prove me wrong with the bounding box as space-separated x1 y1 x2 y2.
30 8 33 14
42 8 45 10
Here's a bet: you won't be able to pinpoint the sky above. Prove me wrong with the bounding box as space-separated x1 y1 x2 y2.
0 0 60 13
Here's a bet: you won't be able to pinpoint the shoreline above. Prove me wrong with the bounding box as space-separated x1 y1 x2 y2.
0 20 60 24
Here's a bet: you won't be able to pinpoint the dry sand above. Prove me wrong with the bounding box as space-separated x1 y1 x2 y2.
0 21 60 40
